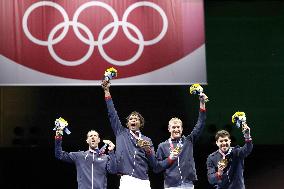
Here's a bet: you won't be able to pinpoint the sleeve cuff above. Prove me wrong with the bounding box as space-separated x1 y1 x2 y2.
245 138 252 142
55 135 62 140
167 157 175 165
105 96 112 100
200 108 206 112
215 172 222 180
244 134 252 142
145 149 153 156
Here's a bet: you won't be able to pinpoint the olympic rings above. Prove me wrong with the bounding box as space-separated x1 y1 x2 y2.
22 1 70 46
22 1 168 66
48 21 95 66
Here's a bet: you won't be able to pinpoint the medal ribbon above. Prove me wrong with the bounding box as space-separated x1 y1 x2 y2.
168 138 183 151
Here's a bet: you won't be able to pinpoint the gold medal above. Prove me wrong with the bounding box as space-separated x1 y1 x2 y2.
137 139 150 147
218 158 228 168
174 146 181 153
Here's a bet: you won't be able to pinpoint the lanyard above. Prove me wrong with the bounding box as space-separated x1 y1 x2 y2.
168 138 183 151
130 130 141 140
218 148 232 159
89 148 99 153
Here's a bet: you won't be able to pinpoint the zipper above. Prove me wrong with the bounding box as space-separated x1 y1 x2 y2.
92 152 94 189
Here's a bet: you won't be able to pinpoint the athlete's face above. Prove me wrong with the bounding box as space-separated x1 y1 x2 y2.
168 120 183 139
216 136 231 153
86 131 100 150
127 114 141 131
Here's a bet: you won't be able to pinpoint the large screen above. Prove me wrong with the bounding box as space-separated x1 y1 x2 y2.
0 0 206 85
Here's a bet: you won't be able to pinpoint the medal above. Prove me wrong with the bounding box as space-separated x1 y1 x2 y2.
218 158 228 168
137 139 151 147
130 130 150 147
169 138 183 154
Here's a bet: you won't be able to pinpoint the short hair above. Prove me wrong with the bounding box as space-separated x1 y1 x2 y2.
86 130 99 139
168 117 183 127
126 111 145 129
215 130 230 140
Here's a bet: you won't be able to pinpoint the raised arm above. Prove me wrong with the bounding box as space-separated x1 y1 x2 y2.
102 80 125 136
54 130 77 163
234 123 253 158
102 80 111 99
186 93 208 143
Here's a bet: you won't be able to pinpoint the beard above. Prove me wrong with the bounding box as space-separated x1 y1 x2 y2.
220 144 230 152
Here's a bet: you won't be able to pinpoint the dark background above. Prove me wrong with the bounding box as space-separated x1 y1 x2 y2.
1 0 284 188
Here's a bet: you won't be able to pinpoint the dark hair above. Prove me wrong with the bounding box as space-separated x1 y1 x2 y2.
215 130 230 140
126 111 145 129
86 130 99 139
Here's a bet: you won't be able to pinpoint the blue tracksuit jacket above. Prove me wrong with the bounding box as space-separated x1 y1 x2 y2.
105 97 170 180
207 139 253 189
55 138 117 189
154 110 206 187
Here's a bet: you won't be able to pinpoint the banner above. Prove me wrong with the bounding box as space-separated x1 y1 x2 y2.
0 0 206 85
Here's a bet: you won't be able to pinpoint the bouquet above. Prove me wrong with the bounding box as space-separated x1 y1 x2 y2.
104 67 117 81
232 111 246 128
53 117 71 135
189 84 209 102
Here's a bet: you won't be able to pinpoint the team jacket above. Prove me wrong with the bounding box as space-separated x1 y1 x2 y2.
105 97 170 180
206 140 253 189
154 110 206 188
55 138 117 189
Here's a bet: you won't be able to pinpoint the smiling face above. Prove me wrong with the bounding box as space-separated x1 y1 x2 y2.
126 114 141 131
168 118 183 139
216 136 231 153
215 130 231 153
86 130 100 150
